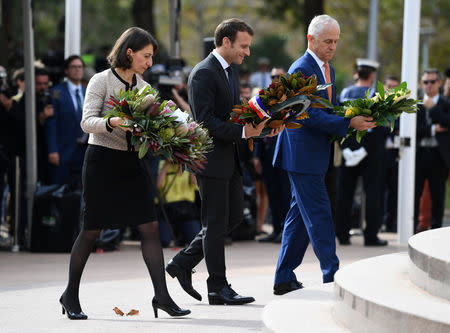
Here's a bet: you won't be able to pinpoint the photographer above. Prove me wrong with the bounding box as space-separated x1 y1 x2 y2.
12 67 53 184
144 58 190 113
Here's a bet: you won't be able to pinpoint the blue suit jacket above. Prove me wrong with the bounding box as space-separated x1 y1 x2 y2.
46 82 86 164
273 52 350 175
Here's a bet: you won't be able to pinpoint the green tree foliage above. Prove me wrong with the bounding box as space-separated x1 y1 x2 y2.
245 34 293 73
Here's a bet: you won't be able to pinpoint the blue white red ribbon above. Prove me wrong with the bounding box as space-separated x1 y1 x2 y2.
248 95 269 119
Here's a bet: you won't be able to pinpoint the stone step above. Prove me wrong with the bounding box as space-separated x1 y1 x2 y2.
334 253 450 333
262 283 350 333
408 226 450 301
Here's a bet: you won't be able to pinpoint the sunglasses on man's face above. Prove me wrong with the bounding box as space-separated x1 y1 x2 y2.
271 75 280 79
423 80 437 85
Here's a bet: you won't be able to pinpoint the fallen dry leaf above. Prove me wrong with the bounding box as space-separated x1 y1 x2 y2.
127 309 140 316
113 306 124 316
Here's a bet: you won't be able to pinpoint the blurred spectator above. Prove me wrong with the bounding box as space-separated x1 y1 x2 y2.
414 69 450 232
12 67 54 184
157 161 201 247
239 67 250 84
382 75 400 232
270 67 285 83
239 82 251 100
444 67 450 102
12 68 25 102
95 45 111 73
249 57 271 88
46 55 87 186
171 72 190 113
335 59 388 246
258 67 290 243
41 39 65 84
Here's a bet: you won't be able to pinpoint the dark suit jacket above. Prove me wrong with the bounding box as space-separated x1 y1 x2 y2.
45 82 86 164
418 95 450 167
188 53 243 178
273 51 350 175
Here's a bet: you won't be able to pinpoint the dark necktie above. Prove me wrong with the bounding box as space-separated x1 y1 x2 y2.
75 88 83 115
226 66 235 102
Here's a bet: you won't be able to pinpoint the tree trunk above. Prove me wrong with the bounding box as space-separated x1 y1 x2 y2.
132 0 156 37
304 0 324 44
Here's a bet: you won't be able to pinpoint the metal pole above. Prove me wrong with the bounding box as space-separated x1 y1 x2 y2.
64 0 82 58
12 157 20 252
397 0 421 244
169 0 181 57
367 0 378 61
22 0 37 249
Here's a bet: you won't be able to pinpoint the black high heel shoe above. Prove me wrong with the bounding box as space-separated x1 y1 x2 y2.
59 296 88 320
151 297 190 318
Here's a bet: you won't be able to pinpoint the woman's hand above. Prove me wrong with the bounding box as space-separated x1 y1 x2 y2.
109 117 131 131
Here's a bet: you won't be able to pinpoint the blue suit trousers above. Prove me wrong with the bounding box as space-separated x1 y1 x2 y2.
274 172 339 284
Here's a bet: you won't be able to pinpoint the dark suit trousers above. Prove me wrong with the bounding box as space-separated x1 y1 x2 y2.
335 156 385 241
172 159 244 291
414 147 448 230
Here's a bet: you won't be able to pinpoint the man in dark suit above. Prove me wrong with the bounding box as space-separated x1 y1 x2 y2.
414 69 450 231
335 59 388 246
166 18 277 305
272 15 376 295
46 55 87 186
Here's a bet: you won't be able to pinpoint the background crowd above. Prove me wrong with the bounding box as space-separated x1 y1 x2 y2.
0 41 449 252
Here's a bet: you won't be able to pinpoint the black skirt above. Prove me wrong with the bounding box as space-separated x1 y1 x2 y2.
81 144 157 230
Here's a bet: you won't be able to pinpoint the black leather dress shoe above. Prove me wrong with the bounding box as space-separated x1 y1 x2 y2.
273 280 304 295
166 260 202 301
208 285 255 305
364 238 388 246
338 237 351 245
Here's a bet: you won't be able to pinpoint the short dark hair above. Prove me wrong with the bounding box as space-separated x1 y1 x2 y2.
63 55 85 70
214 18 254 47
383 75 399 84
107 27 158 69
35 67 49 77
357 66 376 80
422 68 441 80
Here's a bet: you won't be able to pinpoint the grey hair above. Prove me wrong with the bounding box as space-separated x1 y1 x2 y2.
307 15 340 37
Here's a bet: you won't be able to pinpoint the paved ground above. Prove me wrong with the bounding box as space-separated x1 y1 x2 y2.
0 230 409 333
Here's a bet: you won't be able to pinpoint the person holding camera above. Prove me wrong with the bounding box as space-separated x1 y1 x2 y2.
46 55 87 186
12 67 53 184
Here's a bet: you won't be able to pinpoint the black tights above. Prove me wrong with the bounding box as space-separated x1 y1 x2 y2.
61 221 176 313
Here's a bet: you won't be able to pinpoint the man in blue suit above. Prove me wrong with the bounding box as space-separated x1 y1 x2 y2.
272 15 376 295
46 55 87 185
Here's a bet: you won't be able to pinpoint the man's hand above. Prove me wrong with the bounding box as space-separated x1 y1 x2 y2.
435 124 448 133
349 116 376 131
43 104 54 118
244 119 268 138
266 124 285 137
48 152 60 166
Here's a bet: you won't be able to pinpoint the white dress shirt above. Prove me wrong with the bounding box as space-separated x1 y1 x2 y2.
67 80 84 113
211 50 246 138
307 49 327 82
420 93 440 147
